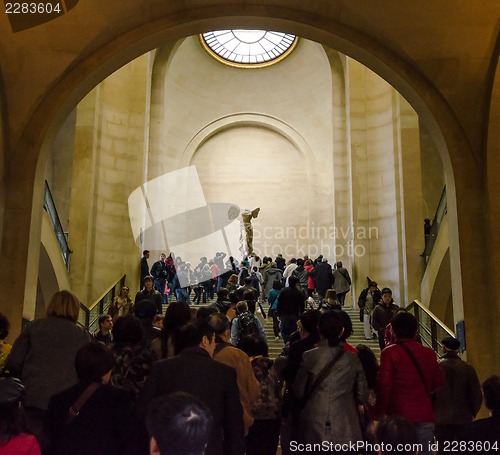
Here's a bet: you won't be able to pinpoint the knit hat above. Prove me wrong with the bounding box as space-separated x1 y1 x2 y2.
441 336 460 351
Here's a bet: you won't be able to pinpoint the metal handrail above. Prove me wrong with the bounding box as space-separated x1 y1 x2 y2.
407 299 454 352
77 275 126 333
422 186 447 268
43 181 71 271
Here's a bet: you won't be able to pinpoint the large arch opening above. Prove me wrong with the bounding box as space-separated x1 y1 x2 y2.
41 29 450 314
6 10 480 350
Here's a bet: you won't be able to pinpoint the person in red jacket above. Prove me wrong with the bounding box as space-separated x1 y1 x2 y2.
376 312 444 455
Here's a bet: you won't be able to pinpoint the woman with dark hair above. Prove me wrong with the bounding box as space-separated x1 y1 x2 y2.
0 377 40 454
151 301 192 359
336 310 358 354
5 290 91 446
292 311 368 447
110 314 155 396
46 343 134 455
239 334 281 455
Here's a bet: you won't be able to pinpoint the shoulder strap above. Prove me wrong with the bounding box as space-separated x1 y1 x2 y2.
65 382 101 428
339 269 351 284
397 342 429 393
305 349 345 403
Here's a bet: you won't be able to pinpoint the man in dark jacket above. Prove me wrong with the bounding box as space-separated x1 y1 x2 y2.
277 276 306 344
134 275 163 315
150 253 169 305
371 287 399 350
139 319 245 455
140 250 150 288
275 253 286 271
313 258 333 299
433 336 482 453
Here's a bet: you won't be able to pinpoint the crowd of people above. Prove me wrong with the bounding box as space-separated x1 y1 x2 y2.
0 251 498 455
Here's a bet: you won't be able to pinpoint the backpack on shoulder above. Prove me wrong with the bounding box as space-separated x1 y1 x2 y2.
237 312 260 345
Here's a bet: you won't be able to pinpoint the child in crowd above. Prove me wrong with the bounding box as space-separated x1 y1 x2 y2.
0 377 41 455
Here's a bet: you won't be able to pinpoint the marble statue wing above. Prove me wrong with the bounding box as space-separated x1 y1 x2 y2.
251 208 260 219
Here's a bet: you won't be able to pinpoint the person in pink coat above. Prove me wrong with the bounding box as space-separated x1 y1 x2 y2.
304 260 316 298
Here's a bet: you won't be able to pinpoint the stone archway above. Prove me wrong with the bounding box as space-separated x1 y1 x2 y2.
1 4 494 376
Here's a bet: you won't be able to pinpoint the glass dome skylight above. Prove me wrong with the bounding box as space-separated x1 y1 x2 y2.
201 30 297 68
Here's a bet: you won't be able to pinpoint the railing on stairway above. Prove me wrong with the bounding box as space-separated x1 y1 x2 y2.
421 186 447 269
78 275 126 334
406 299 454 352
43 181 71 271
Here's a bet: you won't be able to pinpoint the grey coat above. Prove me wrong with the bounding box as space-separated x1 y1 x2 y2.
263 267 282 296
5 316 91 410
333 267 351 294
293 342 368 445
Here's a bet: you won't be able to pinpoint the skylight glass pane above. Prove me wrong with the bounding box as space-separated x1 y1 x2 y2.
202 30 297 67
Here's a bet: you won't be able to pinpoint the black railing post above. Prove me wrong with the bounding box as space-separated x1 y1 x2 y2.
414 305 420 328
431 319 438 351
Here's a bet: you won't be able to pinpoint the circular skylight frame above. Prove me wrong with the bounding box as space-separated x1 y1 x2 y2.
200 30 298 68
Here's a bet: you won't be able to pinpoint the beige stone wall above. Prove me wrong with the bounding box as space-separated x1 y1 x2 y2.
398 96 424 304
68 54 151 303
420 123 445 220
146 37 336 261
46 110 77 231
348 60 400 302
347 60 425 306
